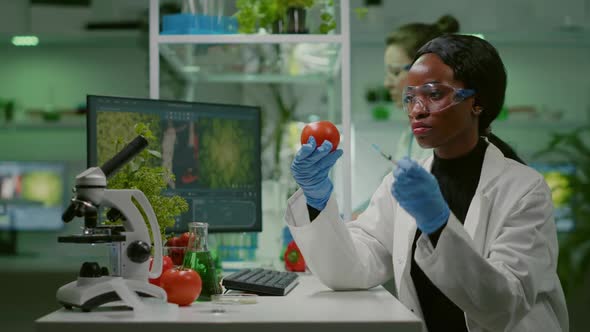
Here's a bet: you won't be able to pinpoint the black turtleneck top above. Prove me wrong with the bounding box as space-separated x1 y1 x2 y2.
411 137 488 332
306 138 489 332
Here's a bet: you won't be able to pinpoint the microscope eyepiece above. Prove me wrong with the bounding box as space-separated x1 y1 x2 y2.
100 135 148 178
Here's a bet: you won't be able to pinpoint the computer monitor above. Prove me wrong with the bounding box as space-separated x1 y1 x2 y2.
0 161 66 231
87 95 262 233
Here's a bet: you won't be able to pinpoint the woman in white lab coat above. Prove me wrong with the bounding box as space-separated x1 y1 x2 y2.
286 35 568 332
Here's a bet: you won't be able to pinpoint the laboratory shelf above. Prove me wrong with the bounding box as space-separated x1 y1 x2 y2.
159 42 341 85
185 73 335 84
157 34 345 45
149 0 353 219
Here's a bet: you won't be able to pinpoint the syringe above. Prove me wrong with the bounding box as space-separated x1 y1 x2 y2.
371 143 398 166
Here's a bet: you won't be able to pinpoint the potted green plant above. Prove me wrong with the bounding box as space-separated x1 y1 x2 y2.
282 0 315 33
534 126 590 297
259 0 287 33
105 123 189 243
235 0 259 33
235 0 287 34
235 0 338 34
318 0 336 34
365 86 391 121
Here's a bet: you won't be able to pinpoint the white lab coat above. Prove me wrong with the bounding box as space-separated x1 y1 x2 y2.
284 143 568 332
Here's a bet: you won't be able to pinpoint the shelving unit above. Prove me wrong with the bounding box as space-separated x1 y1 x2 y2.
175 73 335 84
158 43 340 85
156 34 345 44
148 0 353 219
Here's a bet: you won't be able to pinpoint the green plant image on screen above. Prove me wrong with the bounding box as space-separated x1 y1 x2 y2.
198 118 256 189
96 112 163 167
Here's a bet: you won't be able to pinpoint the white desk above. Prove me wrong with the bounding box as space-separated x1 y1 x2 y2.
35 275 423 332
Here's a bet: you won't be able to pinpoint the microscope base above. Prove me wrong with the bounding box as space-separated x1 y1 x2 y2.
57 276 167 312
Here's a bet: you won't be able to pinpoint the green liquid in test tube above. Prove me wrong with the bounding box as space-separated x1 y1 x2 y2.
183 222 222 301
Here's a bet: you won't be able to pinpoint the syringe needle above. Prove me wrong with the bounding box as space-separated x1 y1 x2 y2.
371 144 397 166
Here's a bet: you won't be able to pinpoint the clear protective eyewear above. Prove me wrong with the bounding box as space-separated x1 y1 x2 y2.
402 83 475 114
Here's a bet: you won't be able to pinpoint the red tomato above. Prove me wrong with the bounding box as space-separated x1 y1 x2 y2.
178 232 190 247
165 236 186 265
165 236 181 247
160 267 202 306
169 248 185 266
300 121 340 152
148 255 174 287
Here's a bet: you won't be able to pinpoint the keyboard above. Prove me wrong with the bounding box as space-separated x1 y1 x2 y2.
222 268 299 296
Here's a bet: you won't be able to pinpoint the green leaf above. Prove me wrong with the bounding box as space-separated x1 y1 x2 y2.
354 7 369 20
320 12 332 21
147 149 162 159
129 160 140 172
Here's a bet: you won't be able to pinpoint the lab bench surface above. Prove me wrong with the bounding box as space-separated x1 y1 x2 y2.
35 275 423 332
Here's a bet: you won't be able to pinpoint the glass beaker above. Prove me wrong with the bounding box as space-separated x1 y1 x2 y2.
183 222 222 301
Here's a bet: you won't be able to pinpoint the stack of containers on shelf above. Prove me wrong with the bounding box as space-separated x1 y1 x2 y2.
161 0 237 35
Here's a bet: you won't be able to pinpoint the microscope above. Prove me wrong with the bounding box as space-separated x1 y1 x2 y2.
56 135 166 312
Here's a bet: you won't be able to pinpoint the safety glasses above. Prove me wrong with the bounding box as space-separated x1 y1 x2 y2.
402 83 475 114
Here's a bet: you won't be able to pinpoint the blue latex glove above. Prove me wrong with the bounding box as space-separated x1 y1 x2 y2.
291 136 343 210
391 157 450 234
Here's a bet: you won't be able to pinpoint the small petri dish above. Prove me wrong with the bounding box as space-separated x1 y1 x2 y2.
211 293 258 305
